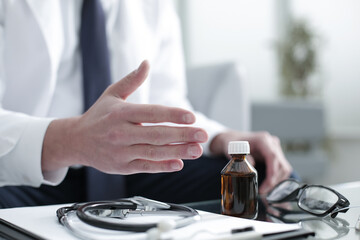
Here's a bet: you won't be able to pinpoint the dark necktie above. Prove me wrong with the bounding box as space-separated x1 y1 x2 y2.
80 0 111 110
80 0 126 201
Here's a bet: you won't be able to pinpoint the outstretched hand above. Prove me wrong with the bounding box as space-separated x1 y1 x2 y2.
42 60 208 174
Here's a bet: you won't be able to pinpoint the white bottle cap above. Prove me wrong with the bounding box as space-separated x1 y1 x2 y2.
228 141 250 154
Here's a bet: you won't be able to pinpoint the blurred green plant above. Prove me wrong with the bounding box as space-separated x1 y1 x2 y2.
276 19 320 98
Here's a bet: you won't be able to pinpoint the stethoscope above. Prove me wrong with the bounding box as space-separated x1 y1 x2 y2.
57 196 200 239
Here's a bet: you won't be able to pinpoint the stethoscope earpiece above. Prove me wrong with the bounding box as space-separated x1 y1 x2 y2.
146 228 161 240
157 220 176 232
146 220 176 240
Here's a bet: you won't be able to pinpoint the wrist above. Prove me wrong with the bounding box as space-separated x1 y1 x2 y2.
41 117 81 172
210 131 230 155
210 131 252 155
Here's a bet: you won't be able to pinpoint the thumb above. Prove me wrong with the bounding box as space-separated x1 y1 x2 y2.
108 60 150 100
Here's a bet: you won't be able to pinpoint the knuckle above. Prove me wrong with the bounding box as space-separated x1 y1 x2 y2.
148 129 160 144
272 135 281 144
176 145 186 159
120 104 137 120
145 105 157 122
126 161 137 174
106 110 121 122
285 164 293 175
106 128 128 143
149 127 166 145
106 107 130 123
259 131 271 139
119 104 131 114
123 72 135 86
145 146 157 159
157 149 166 160
141 161 152 171
180 128 189 142
267 151 277 162
106 129 119 142
161 163 168 172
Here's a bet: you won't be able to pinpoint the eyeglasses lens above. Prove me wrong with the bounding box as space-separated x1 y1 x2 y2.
267 180 300 202
298 186 339 215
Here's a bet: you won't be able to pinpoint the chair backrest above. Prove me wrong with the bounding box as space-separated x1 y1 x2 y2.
187 62 250 131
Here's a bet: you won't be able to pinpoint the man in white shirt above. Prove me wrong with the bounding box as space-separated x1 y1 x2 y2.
0 1 293 207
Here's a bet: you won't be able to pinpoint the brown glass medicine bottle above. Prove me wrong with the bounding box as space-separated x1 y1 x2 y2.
221 141 258 219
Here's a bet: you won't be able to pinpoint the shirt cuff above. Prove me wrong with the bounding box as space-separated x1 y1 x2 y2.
6 117 68 186
192 112 228 156
202 123 228 156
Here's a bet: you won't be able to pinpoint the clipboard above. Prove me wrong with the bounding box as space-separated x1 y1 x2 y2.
0 218 45 240
263 228 314 239
0 216 314 240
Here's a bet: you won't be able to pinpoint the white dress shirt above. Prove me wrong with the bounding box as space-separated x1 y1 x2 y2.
0 0 226 187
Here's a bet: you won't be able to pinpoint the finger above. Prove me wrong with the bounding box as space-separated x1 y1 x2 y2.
108 60 150 99
259 163 277 194
121 103 196 124
128 125 208 145
260 161 290 194
272 135 281 145
259 177 274 195
247 155 255 166
127 159 184 174
126 143 203 161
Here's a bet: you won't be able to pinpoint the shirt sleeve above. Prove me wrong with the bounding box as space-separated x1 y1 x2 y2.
0 4 67 187
148 1 228 155
0 110 68 187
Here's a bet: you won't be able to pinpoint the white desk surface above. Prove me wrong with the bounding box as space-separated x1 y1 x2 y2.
0 203 300 240
3 181 360 239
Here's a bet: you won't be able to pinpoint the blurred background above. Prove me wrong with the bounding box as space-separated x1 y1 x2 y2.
172 0 360 185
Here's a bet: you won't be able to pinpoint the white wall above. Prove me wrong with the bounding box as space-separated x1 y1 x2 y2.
291 0 360 137
176 0 360 138
178 0 279 101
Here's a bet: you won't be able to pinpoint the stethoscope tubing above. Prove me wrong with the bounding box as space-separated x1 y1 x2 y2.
57 200 200 232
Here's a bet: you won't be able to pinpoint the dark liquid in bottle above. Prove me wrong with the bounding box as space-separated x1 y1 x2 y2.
221 172 258 219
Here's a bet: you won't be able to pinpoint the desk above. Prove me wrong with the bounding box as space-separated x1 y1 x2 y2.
0 205 302 240
186 181 360 240
0 181 359 240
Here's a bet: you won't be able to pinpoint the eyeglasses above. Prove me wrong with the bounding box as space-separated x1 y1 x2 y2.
266 179 350 218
